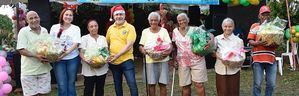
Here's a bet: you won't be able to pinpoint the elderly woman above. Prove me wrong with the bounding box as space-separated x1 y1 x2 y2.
50 9 81 96
139 12 172 96
214 18 245 96
79 20 108 96
172 13 213 96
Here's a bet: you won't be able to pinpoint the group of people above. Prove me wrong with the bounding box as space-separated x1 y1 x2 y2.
15 4 278 96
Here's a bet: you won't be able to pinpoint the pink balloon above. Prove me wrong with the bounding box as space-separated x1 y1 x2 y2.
0 81 3 87
0 90 3 96
1 84 12 94
0 72 8 81
0 56 6 67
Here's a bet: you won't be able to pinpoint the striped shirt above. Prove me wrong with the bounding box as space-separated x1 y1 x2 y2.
247 23 277 64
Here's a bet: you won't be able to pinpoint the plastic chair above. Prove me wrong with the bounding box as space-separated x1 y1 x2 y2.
281 40 297 70
276 57 283 76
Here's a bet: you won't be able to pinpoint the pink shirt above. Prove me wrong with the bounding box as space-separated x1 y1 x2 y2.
172 27 205 67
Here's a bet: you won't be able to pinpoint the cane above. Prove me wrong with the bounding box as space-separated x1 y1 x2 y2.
170 67 176 96
143 55 149 96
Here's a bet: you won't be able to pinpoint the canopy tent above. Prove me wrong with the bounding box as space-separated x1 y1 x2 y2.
76 0 219 5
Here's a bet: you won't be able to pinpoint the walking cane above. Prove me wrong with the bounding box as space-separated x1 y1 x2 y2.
143 55 149 96
170 67 176 96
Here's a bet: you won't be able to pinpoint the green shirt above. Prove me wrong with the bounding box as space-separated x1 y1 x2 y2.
16 26 52 75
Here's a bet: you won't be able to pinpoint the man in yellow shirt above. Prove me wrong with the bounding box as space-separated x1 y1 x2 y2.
106 5 138 96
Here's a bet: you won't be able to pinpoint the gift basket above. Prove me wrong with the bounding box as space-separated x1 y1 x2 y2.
218 47 246 68
33 34 64 62
188 27 215 56
83 47 109 68
257 17 287 46
144 36 171 61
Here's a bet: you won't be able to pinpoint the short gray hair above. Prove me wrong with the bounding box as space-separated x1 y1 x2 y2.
148 12 160 22
177 13 189 23
222 18 235 27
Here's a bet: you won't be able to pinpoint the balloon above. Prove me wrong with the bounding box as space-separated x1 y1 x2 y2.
222 0 230 3
5 62 9 66
0 90 3 96
2 66 11 75
285 28 291 40
248 0 259 5
295 25 299 32
3 76 11 83
0 72 8 81
1 84 12 94
240 0 250 6
0 51 7 58
0 81 3 87
0 56 6 67
231 0 240 6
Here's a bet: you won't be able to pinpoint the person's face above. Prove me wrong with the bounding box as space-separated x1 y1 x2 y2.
26 12 40 29
222 22 234 36
63 10 73 24
259 12 270 23
87 21 99 35
149 16 159 28
113 13 125 25
177 16 188 28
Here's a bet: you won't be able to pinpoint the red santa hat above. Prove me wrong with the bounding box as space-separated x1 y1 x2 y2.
110 5 125 21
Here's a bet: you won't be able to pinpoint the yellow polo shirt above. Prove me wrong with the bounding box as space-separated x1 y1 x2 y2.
106 21 136 65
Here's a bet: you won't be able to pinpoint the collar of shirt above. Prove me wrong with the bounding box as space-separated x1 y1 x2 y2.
220 33 235 40
112 21 128 28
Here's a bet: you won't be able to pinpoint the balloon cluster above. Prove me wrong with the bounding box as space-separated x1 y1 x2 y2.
0 49 13 96
285 25 299 43
222 0 260 6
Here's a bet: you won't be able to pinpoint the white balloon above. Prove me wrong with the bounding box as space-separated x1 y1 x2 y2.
5 62 10 66
3 76 11 83
0 51 7 58
2 66 11 74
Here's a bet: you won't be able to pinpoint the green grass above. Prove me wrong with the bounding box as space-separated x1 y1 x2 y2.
9 60 299 96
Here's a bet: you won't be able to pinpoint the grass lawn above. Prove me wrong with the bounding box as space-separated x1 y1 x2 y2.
10 58 299 96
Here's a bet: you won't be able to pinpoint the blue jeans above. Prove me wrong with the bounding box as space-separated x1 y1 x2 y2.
109 59 138 96
252 62 277 96
53 56 80 96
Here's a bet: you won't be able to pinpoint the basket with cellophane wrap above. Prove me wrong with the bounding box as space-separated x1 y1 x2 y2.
256 17 287 46
144 36 171 61
83 47 109 68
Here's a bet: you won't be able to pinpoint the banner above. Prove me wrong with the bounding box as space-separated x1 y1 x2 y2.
77 0 219 5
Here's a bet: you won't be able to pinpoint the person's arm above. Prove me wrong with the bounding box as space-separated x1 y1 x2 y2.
109 41 134 62
18 49 48 62
139 45 147 55
248 39 267 46
109 26 136 62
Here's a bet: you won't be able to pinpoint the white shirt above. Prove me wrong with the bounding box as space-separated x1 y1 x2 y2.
79 34 108 76
215 34 244 75
50 24 81 60
139 27 171 63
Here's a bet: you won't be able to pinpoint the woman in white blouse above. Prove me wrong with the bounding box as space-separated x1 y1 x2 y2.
79 20 108 96
50 9 81 96
214 18 245 96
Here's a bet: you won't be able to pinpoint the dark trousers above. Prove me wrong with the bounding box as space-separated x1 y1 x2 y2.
84 74 107 96
216 71 240 96
13 52 21 88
